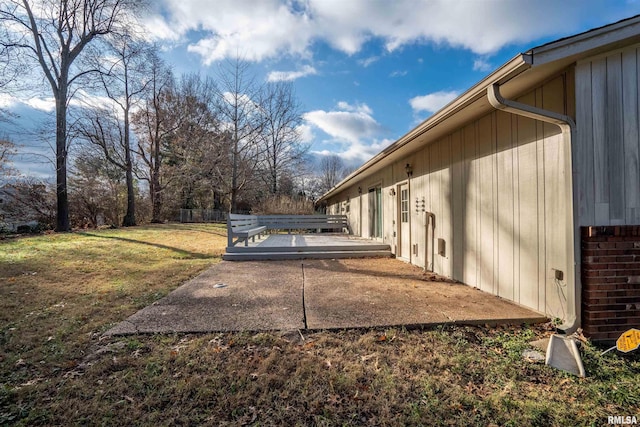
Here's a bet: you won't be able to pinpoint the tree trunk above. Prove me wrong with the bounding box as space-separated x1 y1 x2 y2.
122 112 136 226
55 92 70 232
150 180 162 223
123 163 136 226
231 126 239 213
272 166 277 194
150 160 162 223
230 187 237 213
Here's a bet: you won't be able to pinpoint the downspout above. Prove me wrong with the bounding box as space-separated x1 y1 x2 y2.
407 173 412 265
487 83 580 334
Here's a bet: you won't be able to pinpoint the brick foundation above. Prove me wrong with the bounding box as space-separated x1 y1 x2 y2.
581 226 640 342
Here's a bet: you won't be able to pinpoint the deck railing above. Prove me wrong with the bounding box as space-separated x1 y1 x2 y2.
227 214 349 247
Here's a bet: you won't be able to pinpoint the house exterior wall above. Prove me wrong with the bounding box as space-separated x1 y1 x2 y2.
575 44 640 226
327 70 575 319
575 43 640 340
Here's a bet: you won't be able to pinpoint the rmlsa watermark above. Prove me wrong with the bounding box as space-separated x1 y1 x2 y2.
608 415 638 425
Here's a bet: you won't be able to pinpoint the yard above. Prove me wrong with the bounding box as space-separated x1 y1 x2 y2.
0 224 638 425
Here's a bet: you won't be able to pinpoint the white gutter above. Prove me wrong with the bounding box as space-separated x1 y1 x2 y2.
487 83 580 333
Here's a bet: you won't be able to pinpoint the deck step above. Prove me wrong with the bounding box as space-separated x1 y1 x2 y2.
222 249 392 261
225 244 390 253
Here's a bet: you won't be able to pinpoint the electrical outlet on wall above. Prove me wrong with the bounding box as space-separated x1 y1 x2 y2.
553 269 564 281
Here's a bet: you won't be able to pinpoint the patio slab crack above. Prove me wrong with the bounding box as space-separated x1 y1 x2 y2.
301 263 308 329
104 258 546 336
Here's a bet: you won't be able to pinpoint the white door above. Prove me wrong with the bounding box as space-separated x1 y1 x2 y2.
398 183 410 260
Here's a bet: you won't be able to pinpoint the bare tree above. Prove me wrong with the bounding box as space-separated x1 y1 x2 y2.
0 178 56 229
80 33 151 226
132 53 178 223
69 147 124 227
0 137 16 178
259 81 307 195
318 155 347 194
293 161 324 201
216 57 265 213
75 107 128 220
0 0 136 231
0 18 20 93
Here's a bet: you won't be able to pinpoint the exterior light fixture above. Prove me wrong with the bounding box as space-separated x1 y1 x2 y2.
358 186 362 194
405 163 413 177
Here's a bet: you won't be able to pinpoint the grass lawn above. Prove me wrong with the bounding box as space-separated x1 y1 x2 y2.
1 224 638 426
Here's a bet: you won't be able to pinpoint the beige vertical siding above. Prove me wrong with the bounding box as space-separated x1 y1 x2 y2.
576 44 640 225
326 72 573 317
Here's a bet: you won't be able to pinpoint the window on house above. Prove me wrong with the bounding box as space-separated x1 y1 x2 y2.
401 189 409 223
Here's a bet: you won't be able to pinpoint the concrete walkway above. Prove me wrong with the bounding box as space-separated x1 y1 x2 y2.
106 258 547 335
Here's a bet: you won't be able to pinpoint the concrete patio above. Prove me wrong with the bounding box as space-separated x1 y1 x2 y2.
106 258 547 335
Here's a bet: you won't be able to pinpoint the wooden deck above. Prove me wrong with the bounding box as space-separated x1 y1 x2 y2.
223 234 392 261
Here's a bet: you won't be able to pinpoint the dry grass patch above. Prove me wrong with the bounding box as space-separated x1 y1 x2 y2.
6 326 639 426
1 224 639 425
0 224 224 409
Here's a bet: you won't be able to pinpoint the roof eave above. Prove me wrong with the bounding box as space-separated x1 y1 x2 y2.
529 15 640 65
317 53 532 202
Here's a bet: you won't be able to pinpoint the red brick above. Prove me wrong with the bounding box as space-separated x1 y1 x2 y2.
582 225 640 341
598 242 617 249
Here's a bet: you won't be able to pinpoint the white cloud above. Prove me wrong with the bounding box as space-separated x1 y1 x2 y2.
151 0 618 64
222 92 255 107
358 56 380 67
409 90 459 114
140 14 182 42
335 101 372 115
266 65 317 82
303 101 386 164
0 94 18 110
473 58 492 72
312 138 392 165
390 70 408 77
0 95 56 178
174 0 313 64
25 97 56 112
304 110 381 145
296 123 314 144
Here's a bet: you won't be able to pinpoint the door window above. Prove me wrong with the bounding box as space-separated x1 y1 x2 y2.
401 188 409 223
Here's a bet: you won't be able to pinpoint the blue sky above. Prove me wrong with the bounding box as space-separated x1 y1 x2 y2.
3 0 640 177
